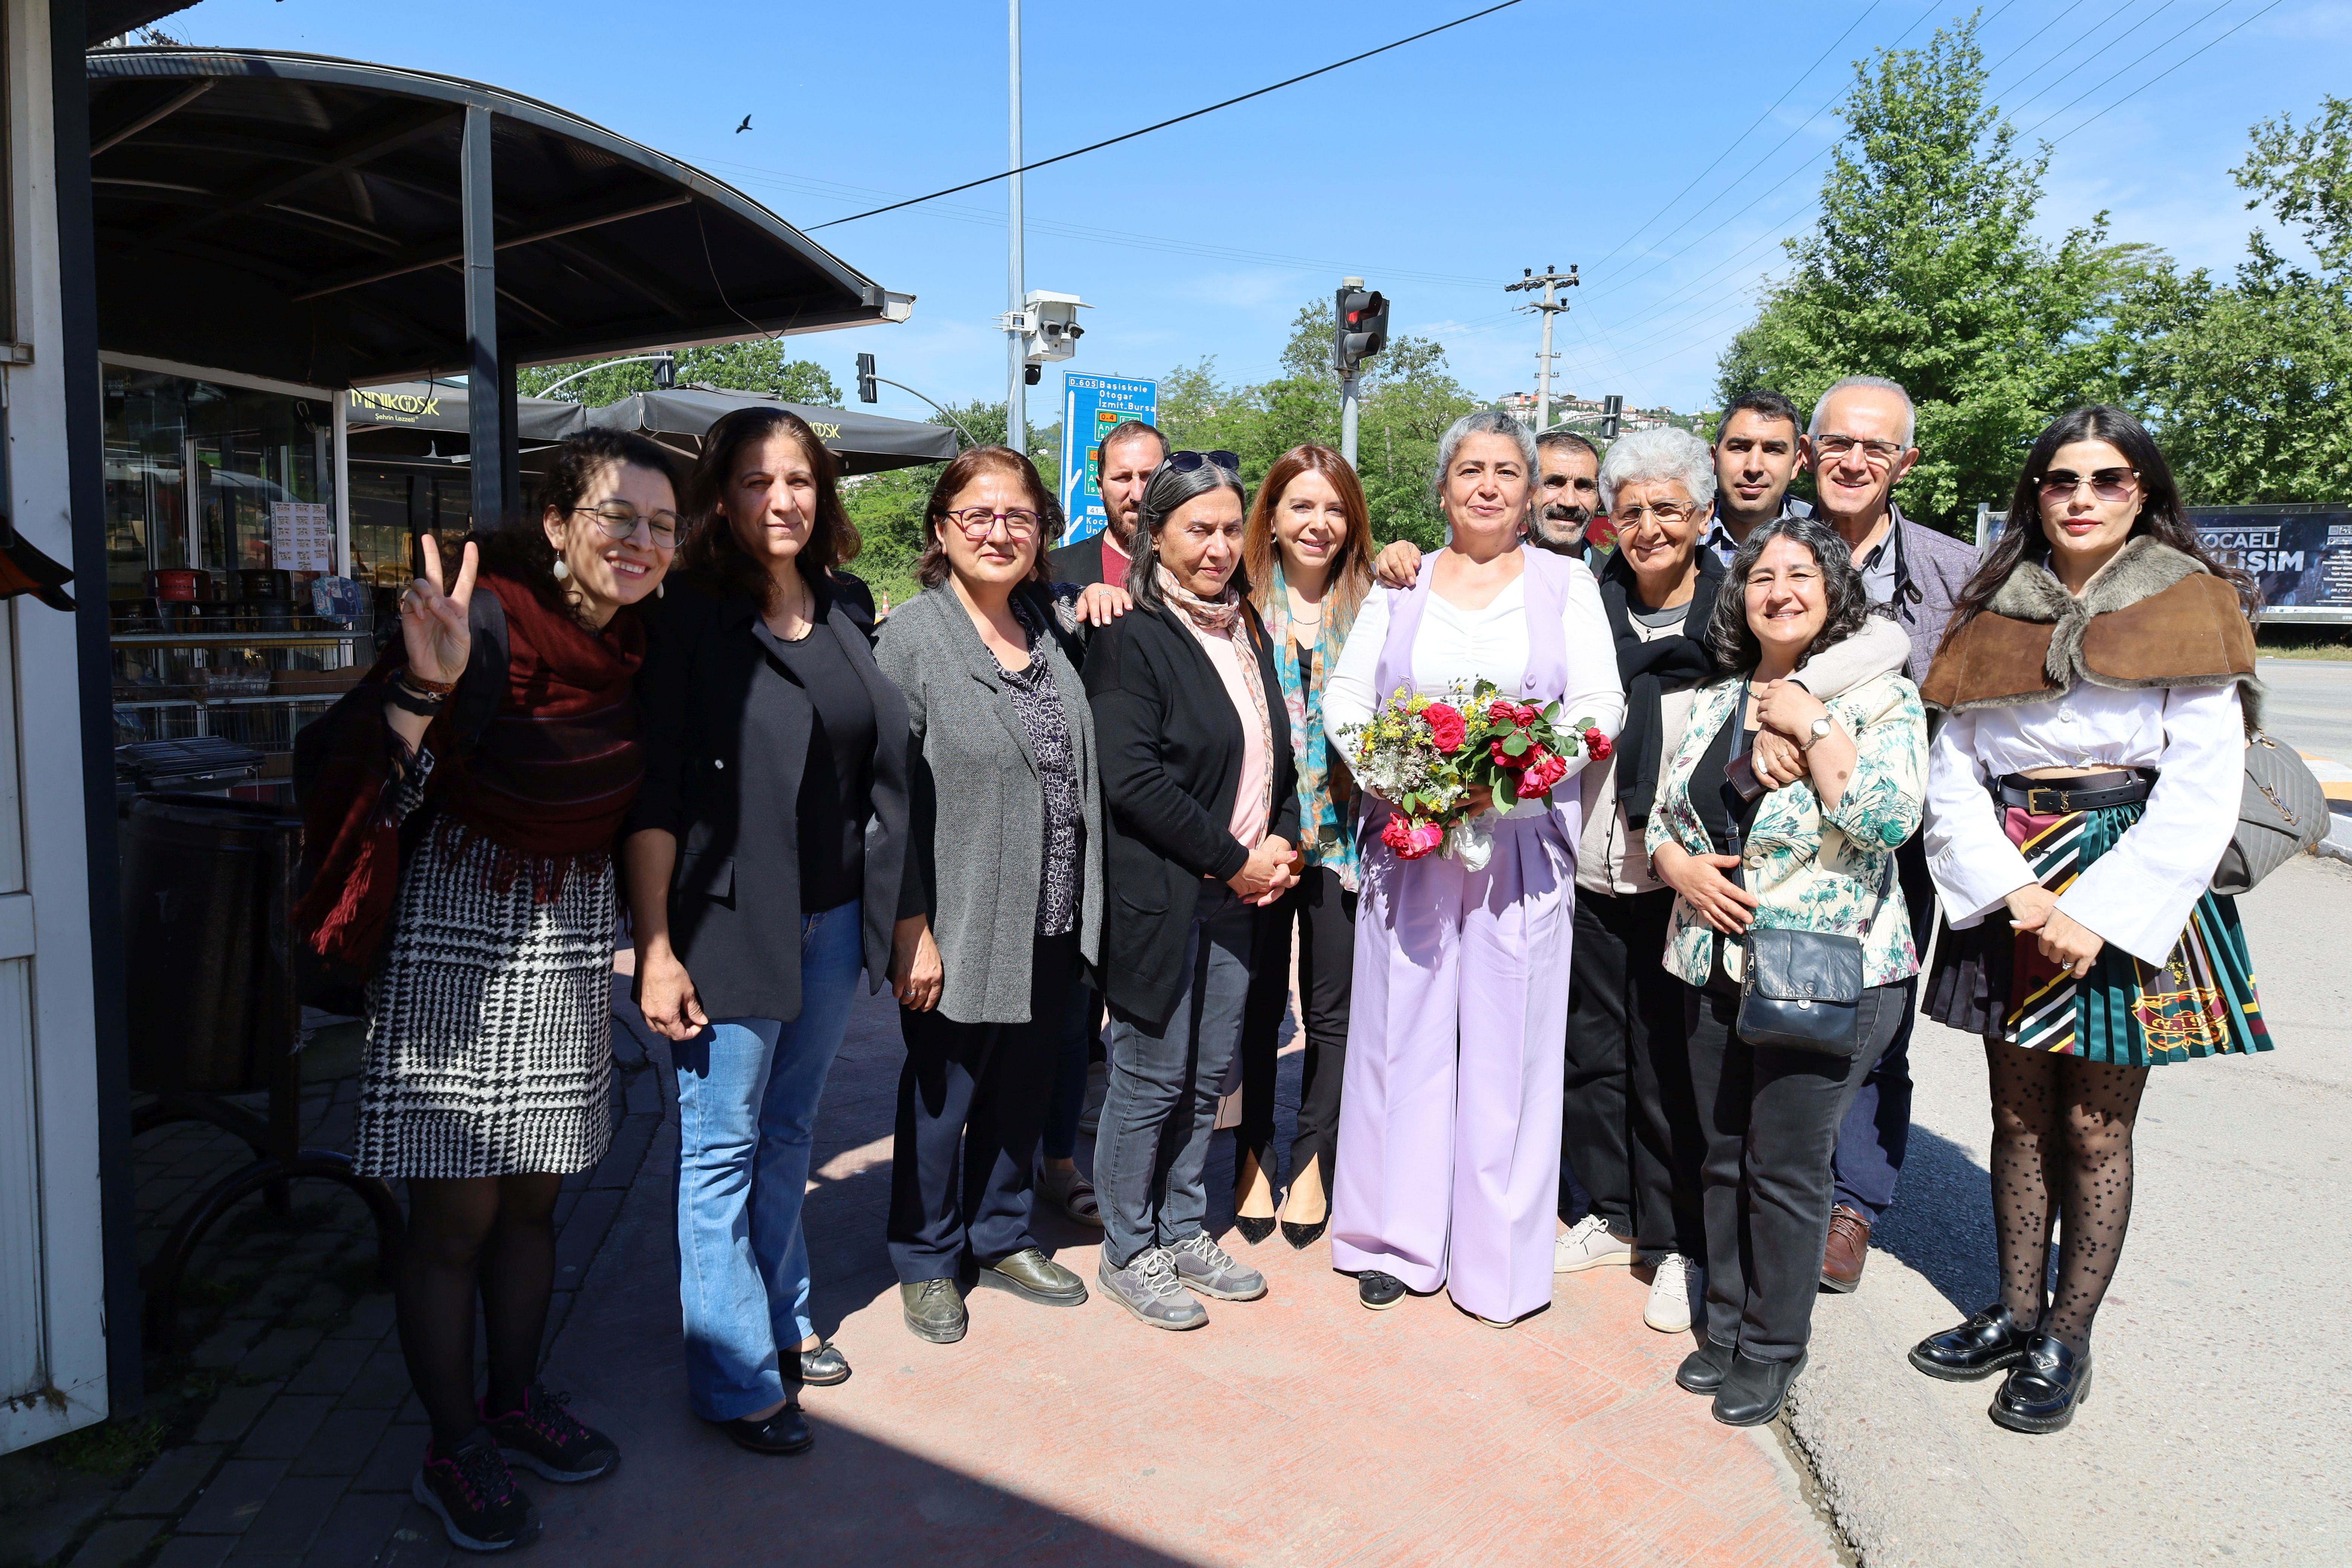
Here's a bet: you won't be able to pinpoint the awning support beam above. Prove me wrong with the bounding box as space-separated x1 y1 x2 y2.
89 78 211 157
462 104 505 533
289 190 692 303
158 105 456 243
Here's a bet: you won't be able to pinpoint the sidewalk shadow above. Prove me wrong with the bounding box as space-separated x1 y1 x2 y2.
1867 1124 2001 1314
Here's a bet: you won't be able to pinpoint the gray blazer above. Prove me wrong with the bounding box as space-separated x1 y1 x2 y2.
873 583 1103 1025
1887 505 1980 680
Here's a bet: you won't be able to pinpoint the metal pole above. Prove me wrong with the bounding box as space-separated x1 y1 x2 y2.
1006 0 1026 460
1340 372 1361 468
1536 274 1556 433
461 104 504 531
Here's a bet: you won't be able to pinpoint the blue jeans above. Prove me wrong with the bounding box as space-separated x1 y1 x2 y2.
672 901 863 1421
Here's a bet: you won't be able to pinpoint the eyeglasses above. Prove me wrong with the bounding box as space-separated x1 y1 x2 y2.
1613 501 1699 527
1165 449 1240 475
946 506 1041 540
2036 467 2139 503
1810 433 1908 466
573 504 685 548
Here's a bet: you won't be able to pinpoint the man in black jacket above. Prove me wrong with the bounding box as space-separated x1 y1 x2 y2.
1047 419 1168 588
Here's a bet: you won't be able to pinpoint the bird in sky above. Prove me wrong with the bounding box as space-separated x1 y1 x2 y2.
735 115 752 134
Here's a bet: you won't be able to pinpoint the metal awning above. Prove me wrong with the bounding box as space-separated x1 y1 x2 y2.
588 386 959 476
344 382 588 443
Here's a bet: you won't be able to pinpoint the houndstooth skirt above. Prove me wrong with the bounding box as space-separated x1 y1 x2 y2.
353 815 616 1179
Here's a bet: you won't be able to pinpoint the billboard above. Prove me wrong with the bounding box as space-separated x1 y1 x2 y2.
1059 373 1157 546
2189 507 2352 622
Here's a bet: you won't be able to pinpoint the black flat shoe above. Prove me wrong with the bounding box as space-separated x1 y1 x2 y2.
1280 1216 1328 1250
1231 1214 1278 1245
1357 1270 1408 1311
715 1406 813 1456
1909 1303 2033 1383
1989 1335 2092 1434
1675 1339 1734 1395
796 1341 851 1387
1712 1350 1806 1426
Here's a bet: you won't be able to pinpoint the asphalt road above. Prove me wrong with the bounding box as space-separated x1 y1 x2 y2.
1804 851 2352 1565
2256 657 2352 759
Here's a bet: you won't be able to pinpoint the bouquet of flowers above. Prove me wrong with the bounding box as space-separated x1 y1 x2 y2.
1343 679 1612 868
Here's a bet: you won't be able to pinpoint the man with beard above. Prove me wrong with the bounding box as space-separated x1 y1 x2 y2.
1370 427 1603 584
1702 389 1812 563
1049 418 1168 588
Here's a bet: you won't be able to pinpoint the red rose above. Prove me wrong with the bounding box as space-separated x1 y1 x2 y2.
1489 738 1531 770
1381 814 1441 860
1423 703 1467 753
1583 727 1613 762
1485 699 1518 727
1521 748 1569 795
1513 701 1541 725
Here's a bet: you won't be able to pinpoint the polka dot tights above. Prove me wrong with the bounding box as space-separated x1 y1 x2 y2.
1984 1041 2150 1357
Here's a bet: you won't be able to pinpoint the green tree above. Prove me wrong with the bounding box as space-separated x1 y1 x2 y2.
1715 14 2118 531
836 399 1061 610
517 339 842 406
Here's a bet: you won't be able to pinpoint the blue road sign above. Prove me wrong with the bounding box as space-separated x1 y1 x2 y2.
1060 373 1158 545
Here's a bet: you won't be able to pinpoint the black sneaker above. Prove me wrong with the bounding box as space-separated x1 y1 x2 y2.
482 1383 619 1483
1358 1270 1408 1311
414 1430 538 1553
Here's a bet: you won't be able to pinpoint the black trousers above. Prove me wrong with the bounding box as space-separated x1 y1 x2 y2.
1685 978 1908 1362
888 932 1079 1283
1234 864 1355 1191
1563 888 1704 1257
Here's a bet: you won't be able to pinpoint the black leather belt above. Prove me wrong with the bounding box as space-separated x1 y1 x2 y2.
1995 769 2155 815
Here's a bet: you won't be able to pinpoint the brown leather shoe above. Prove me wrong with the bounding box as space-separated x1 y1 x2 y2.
1820 1205 1871 1293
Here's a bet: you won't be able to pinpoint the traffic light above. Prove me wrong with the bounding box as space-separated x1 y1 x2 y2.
856 353 877 404
1333 282 1389 377
1600 394 1624 439
654 351 676 390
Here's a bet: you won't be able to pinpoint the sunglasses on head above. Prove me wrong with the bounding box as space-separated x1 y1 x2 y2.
1165 449 1240 475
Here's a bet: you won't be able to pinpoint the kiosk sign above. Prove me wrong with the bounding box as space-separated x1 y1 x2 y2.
1059 373 1157 546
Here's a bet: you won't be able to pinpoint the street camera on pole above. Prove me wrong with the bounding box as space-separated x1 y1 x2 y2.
1005 289 1088 386
1333 279 1389 467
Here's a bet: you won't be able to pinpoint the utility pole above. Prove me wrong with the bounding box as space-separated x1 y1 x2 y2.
1004 0 1026 459
1333 278 1389 468
1504 264 1578 431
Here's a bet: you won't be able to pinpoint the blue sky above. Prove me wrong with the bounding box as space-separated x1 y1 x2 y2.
156 0 2352 426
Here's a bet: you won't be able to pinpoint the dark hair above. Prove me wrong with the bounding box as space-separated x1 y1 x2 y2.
1535 429 1600 466
1713 389 1805 446
475 428 685 619
1706 513 1879 675
1242 444 1374 629
1943 404 2257 649
1127 454 1248 615
1093 418 1168 478
914 446 1058 591
676 406 857 612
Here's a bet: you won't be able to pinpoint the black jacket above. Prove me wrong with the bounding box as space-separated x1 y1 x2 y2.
1049 535 1120 590
623 580 911 1021
1084 600 1300 1031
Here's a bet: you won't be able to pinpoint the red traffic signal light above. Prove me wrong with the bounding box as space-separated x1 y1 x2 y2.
1333 285 1389 375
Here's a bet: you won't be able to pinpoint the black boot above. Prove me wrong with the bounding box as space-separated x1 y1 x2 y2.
1989 1334 2092 1434
1711 1350 1806 1427
1908 1302 2034 1382
1675 1339 1734 1395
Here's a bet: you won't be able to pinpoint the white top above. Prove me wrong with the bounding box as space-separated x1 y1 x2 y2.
1923 683 2243 967
1325 564 1626 821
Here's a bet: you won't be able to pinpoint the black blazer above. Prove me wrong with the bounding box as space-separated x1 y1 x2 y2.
1084 601 1300 1031
624 580 911 1021
1049 536 1116 590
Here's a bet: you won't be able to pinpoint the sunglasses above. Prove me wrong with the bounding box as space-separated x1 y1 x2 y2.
2036 467 2139 504
1165 449 1240 475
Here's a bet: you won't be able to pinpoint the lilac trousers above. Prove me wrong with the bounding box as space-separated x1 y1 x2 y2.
1331 806 1577 1323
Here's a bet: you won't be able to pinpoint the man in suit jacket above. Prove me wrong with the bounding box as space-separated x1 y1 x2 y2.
1046 419 1168 589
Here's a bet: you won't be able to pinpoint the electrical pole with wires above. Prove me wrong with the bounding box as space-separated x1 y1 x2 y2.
1504 265 1577 431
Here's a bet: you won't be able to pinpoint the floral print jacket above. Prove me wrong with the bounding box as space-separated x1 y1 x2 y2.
1645 668 1928 989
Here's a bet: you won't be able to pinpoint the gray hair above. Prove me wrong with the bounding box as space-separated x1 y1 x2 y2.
1126 454 1248 613
1431 408 1539 504
1809 375 1916 446
1597 426 1718 513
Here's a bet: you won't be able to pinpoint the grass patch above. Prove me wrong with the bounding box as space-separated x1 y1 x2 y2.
47 1412 168 1481
2257 626 2352 660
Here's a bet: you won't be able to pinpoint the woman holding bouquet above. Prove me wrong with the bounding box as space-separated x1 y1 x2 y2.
1321 410 1624 1323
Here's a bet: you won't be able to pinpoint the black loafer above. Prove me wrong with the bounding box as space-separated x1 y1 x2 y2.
976 1247 1089 1306
1357 1270 1407 1311
715 1405 813 1456
1675 1339 1735 1395
1989 1335 2092 1434
1712 1350 1806 1427
796 1340 851 1387
1909 1302 2033 1383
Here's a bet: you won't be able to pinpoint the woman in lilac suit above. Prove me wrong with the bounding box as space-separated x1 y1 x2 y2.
1322 410 1625 1324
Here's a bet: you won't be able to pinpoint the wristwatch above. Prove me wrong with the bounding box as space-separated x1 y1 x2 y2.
1800 715 1836 752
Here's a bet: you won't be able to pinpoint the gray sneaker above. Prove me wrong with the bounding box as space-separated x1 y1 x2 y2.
1171 1232 1267 1301
1097 1246 1207 1331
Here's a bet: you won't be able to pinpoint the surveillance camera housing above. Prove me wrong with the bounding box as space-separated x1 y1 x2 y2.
1021 289 1090 367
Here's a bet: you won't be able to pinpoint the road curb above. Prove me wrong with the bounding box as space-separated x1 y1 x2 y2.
1782 1284 2042 1568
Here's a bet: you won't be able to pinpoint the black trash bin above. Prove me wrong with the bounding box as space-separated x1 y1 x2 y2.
120 793 300 1094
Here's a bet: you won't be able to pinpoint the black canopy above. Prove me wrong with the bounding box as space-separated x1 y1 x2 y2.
344 382 588 443
588 386 959 475
84 48 913 389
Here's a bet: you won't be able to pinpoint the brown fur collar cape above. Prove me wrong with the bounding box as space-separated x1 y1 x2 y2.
1919 536 2260 725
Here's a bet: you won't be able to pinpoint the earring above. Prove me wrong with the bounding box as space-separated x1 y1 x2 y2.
553 558 570 582
656 581 665 598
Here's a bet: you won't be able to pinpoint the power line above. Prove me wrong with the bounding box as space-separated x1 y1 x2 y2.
2026 0 2272 142
808 0 1528 230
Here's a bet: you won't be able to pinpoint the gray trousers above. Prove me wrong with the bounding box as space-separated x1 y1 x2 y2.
1097 888 1255 1269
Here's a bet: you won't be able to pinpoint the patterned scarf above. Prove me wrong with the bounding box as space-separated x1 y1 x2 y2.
1157 565 1275 844
1258 560 1363 890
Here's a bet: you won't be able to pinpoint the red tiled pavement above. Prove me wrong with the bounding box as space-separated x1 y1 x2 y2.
530 988 1835 1568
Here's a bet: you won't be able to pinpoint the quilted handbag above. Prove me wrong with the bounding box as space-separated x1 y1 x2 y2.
2211 732 2331 896
1736 926 1864 1057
